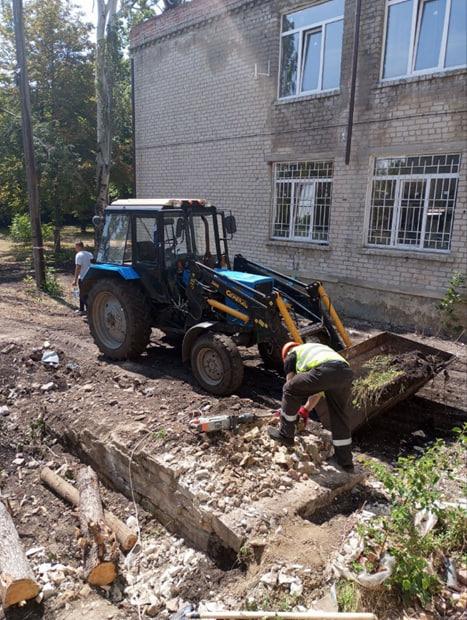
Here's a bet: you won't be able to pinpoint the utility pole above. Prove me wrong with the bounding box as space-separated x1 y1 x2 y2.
12 0 46 288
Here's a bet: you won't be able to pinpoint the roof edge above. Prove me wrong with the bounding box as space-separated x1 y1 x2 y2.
130 0 260 51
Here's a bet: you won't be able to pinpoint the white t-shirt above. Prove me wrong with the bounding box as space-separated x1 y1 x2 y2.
75 250 93 280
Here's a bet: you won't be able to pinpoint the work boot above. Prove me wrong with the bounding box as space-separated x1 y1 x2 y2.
268 415 295 446
330 445 354 473
328 456 355 473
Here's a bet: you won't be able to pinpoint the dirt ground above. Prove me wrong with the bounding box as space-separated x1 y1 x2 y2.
0 234 466 619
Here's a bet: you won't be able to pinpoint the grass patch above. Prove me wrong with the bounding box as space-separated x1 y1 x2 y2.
352 355 404 410
336 579 360 612
356 426 467 606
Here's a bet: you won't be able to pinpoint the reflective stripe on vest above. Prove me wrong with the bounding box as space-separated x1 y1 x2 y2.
294 343 348 373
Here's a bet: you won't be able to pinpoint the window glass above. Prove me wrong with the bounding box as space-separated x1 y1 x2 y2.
294 183 314 237
273 161 333 243
191 215 218 267
322 19 344 89
445 0 467 67
383 0 413 78
164 215 188 269
280 33 299 97
283 0 344 31
415 0 447 71
97 214 129 264
301 29 322 92
397 180 426 245
135 217 158 262
279 0 344 98
368 154 460 251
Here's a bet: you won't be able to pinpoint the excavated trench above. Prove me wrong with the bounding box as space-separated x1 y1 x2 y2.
47 413 365 569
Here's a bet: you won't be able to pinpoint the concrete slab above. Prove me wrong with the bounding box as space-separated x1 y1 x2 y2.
47 409 364 564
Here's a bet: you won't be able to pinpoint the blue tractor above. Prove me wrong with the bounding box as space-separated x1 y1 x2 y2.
82 199 349 395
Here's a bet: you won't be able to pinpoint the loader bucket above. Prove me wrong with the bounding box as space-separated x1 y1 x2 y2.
316 332 455 432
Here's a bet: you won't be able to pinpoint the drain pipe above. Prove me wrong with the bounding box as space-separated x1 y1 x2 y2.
188 611 377 619
344 0 362 165
130 56 136 197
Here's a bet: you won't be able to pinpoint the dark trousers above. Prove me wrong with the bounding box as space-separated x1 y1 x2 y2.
282 361 354 465
78 279 87 312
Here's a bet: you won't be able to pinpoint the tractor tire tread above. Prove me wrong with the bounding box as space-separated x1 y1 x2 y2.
88 279 151 360
191 332 244 396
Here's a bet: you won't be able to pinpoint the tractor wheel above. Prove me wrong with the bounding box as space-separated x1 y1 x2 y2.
190 332 244 396
87 279 151 360
258 341 284 372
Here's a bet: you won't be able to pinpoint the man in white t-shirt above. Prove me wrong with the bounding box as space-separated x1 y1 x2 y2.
73 241 93 315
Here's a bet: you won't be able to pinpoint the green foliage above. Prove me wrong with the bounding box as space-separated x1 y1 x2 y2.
358 428 467 605
43 267 63 297
9 213 53 243
438 271 466 334
29 415 46 441
336 579 359 612
238 544 254 562
153 429 167 440
352 355 404 410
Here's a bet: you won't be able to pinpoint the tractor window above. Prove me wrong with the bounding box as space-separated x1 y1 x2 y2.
191 215 218 267
97 214 130 264
135 217 159 263
163 215 188 269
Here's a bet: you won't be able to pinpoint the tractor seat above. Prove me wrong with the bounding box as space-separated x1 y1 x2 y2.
137 241 157 262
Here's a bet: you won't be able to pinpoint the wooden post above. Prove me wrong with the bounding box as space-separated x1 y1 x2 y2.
40 467 137 551
0 501 40 609
77 467 118 585
12 0 46 289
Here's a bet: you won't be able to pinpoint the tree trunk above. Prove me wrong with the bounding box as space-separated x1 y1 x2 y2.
95 0 118 248
40 467 137 551
0 500 40 609
77 467 118 585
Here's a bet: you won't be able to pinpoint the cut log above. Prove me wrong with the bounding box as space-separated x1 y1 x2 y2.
0 500 40 608
77 466 118 586
40 467 137 551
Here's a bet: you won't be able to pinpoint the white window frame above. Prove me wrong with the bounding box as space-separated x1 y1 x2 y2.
272 164 333 244
381 0 467 81
366 156 460 253
278 3 344 100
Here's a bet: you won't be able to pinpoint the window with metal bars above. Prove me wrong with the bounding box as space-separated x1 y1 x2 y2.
272 161 333 243
367 154 460 251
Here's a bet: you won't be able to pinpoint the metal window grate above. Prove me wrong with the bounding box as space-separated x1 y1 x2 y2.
368 154 460 252
273 162 333 243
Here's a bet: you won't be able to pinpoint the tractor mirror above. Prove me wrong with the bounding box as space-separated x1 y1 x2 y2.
176 218 185 237
225 215 237 234
92 215 103 228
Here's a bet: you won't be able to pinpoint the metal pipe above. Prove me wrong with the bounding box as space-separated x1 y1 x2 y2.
207 299 249 323
275 294 303 344
345 0 362 165
189 611 377 619
317 285 352 349
130 57 136 197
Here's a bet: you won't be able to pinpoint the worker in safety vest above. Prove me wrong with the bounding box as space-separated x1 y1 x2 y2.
268 341 354 472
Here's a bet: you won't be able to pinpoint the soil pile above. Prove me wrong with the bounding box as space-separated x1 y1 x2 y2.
352 351 440 411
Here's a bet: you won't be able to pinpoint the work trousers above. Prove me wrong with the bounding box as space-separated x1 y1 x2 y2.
282 361 354 466
78 279 87 313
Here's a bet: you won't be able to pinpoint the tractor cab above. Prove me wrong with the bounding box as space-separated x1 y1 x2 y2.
93 199 237 303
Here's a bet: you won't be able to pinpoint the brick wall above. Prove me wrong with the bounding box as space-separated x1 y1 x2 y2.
131 0 467 331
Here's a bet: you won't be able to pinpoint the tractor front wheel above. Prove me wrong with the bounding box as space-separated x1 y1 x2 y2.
190 333 244 396
87 279 151 359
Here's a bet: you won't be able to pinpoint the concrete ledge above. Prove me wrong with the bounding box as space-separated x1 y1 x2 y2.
46 413 363 565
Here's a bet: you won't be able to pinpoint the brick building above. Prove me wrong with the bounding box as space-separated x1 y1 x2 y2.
130 0 467 331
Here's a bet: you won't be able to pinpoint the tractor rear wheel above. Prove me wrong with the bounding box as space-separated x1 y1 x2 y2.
190 332 244 396
87 279 151 360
